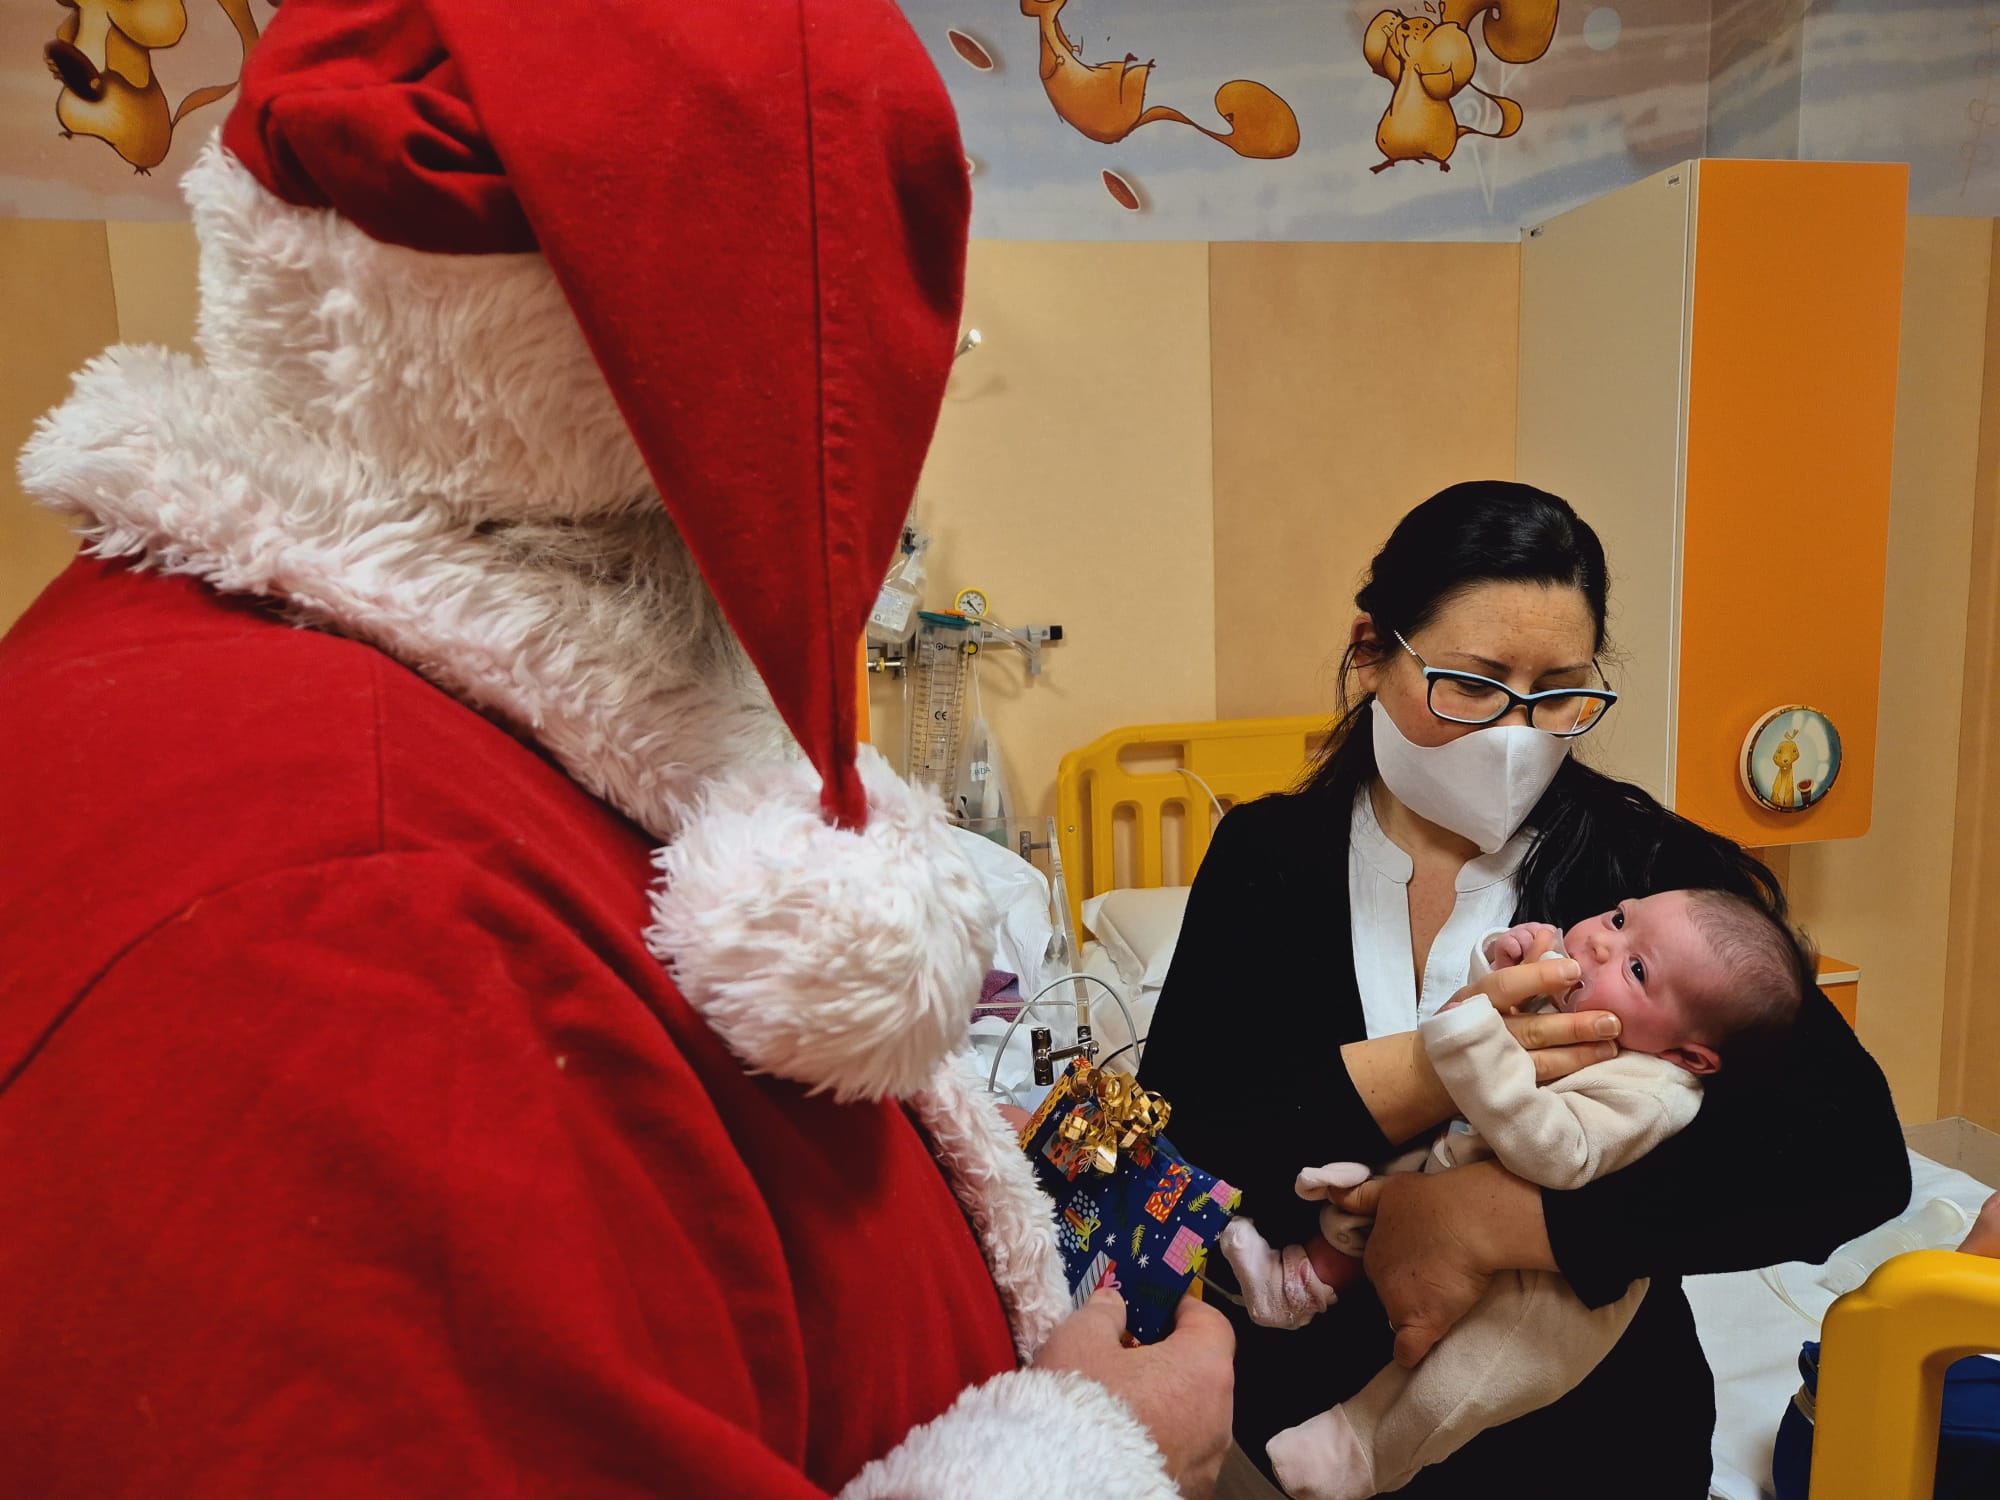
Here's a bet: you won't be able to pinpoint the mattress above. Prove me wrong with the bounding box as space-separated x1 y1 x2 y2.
1689 1148 1995 1499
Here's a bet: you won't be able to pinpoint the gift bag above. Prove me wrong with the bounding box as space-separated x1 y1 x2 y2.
1018 1058 1241 1344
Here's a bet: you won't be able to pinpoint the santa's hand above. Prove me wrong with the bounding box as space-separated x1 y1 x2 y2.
1485 922 1564 973
1032 1289 1235 1499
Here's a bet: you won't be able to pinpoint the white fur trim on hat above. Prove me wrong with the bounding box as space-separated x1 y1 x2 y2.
646 749 995 1103
19 140 787 848
837 1368 1175 1500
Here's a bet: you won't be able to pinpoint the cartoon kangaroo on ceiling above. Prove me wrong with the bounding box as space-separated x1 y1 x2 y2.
1021 0 1301 160
45 0 262 174
1365 0 1559 174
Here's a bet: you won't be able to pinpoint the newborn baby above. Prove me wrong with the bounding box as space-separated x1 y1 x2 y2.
1223 888 1815 1500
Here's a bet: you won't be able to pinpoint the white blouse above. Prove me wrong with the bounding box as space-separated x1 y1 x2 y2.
1348 790 1535 1040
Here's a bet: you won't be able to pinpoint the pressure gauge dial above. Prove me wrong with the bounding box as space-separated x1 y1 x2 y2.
954 587 990 620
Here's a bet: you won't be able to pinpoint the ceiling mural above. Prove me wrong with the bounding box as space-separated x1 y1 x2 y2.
913 0 1710 240
912 0 2000 239
1 0 277 219
2 2 1997 234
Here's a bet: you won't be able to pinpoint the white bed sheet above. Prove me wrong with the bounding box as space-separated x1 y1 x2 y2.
1688 1148 1995 1500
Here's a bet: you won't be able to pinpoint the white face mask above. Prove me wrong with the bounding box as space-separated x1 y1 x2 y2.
1369 699 1570 854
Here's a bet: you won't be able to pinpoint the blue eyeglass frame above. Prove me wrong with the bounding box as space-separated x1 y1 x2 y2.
1392 631 1619 739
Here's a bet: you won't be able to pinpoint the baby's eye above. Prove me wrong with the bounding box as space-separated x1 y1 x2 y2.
1610 909 1625 929
1629 958 1646 984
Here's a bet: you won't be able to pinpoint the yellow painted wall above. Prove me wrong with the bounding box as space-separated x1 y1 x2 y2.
2 222 115 631
1941 224 2000 1133
103 221 201 353
876 241 1220 823
2 220 201 633
1207 242 1521 720
1784 218 1992 1125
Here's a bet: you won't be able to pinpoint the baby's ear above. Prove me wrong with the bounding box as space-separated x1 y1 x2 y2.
1664 1043 1722 1077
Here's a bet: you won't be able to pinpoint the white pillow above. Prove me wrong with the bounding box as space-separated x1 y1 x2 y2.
1079 886 1192 992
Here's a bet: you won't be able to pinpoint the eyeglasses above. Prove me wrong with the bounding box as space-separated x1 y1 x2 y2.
1393 632 1617 738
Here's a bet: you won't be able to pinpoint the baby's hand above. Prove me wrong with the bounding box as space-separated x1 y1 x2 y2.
1486 922 1564 970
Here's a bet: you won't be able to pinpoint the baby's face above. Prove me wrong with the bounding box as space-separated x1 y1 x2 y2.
1559 891 1726 1072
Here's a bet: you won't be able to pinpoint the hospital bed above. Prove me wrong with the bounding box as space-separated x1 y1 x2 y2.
1021 713 2000 1499
1051 714 1324 1071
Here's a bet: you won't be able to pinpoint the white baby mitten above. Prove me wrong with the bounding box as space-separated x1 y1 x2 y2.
1295 1161 1374 1258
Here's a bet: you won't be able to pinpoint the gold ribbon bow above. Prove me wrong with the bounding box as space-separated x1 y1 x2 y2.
1055 1063 1173 1175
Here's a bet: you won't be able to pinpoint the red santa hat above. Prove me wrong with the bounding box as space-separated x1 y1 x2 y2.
224 0 968 831
208 0 994 1102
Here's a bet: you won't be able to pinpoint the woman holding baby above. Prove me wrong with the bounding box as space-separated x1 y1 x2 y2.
1142 481 1910 1498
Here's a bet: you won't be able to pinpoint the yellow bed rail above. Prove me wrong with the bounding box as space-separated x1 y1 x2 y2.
1810 1249 2000 1497
1054 715 1328 939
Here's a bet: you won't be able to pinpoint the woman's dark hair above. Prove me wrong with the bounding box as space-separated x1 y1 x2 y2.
1299 480 1792 931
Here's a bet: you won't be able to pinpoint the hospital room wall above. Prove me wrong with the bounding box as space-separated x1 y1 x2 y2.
0 221 201 626
1782 217 1991 1128
878 242 1220 825
1206 242 1522 718
1940 223 2000 1134
6 220 2000 1126
887 240 1522 825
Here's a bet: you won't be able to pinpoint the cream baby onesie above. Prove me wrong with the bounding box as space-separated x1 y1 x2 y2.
1266 988 1703 1500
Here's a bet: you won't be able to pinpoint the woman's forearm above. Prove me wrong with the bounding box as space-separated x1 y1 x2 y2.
1339 1031 1455 1144
1343 959 1608 1147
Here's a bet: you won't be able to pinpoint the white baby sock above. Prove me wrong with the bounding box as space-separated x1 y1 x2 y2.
1218 1219 1339 1329
1268 1405 1375 1500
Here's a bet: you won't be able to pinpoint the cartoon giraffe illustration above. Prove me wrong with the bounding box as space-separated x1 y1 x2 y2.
45 0 261 174
1771 727 1801 809
1021 0 1299 160
1363 0 1559 173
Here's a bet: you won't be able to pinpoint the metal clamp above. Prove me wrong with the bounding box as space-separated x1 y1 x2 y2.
1031 1022 1096 1087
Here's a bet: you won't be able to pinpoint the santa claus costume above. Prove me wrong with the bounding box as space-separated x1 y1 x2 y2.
0 1 1180 1493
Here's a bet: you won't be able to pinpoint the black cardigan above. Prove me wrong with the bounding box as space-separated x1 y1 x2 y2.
1140 791 1910 1497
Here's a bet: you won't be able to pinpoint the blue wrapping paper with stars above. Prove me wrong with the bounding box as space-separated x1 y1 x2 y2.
1017 1058 1242 1344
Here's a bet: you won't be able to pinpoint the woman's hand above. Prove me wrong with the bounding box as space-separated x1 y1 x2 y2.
1343 959 1618 1142
1336 1160 1556 1368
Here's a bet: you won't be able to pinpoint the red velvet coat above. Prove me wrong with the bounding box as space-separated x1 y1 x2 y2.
0 559 1029 1495
1 128 1178 1497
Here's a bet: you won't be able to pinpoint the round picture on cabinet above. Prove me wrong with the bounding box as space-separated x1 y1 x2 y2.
1741 706 1841 813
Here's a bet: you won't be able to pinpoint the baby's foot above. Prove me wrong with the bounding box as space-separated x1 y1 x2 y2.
1218 1220 1337 1329
1268 1405 1374 1500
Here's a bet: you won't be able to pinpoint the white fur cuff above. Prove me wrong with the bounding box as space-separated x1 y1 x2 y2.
838 1368 1176 1500
647 747 996 1103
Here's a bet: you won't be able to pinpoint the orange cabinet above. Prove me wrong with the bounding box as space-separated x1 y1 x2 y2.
1518 160 1906 847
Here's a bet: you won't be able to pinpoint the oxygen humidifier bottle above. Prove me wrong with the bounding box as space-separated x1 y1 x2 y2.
1821 1197 1974 1295
867 534 928 648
